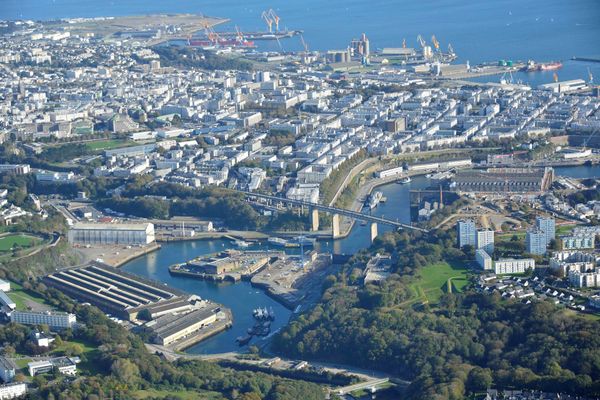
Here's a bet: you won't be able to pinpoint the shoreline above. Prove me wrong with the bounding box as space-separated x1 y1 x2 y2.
111 243 162 268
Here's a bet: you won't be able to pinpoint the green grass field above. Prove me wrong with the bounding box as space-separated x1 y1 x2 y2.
407 261 470 305
84 139 135 152
51 339 96 356
556 224 577 236
8 282 53 311
0 234 38 252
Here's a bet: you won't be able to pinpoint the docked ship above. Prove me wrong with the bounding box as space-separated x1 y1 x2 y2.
236 335 252 346
233 240 250 248
291 236 316 247
253 307 275 321
522 60 563 72
267 237 298 248
366 191 383 210
539 61 562 71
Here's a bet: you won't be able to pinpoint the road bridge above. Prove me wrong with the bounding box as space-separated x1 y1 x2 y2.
235 190 429 242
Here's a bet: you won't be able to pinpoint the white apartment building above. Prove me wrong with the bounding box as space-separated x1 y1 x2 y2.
10 311 76 329
476 249 493 270
476 230 495 254
67 222 155 245
0 382 26 399
494 258 535 275
569 269 600 288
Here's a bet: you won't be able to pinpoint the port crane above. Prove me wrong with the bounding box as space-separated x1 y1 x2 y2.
431 35 440 52
203 23 220 46
299 34 309 53
431 34 442 61
261 11 273 33
588 67 594 84
234 26 247 43
268 9 281 32
416 34 426 49
402 38 406 49
553 72 559 83
448 43 455 57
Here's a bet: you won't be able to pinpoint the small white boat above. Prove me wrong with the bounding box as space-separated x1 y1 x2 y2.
397 176 412 184
233 240 250 248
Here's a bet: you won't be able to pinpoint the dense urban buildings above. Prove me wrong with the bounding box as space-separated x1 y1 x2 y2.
0 7 599 400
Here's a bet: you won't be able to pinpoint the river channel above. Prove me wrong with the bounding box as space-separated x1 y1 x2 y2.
122 164 599 354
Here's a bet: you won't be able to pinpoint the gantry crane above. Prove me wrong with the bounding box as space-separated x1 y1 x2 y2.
416 34 426 48
300 34 309 53
203 23 221 46
261 11 273 33
448 43 455 57
235 25 245 43
431 35 440 52
268 9 281 31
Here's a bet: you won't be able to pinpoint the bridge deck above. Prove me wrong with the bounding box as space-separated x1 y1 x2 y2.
239 191 429 233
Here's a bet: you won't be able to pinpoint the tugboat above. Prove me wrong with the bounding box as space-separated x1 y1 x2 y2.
233 240 250 248
253 307 275 321
236 335 252 346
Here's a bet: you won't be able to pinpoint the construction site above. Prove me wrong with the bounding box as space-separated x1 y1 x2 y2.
251 252 334 308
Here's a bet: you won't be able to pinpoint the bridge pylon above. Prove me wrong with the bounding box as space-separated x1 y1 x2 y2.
332 213 341 239
370 222 378 243
310 208 319 231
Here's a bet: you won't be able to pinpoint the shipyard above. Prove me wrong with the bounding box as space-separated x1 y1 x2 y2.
0 3 600 399
42 262 232 350
168 249 284 282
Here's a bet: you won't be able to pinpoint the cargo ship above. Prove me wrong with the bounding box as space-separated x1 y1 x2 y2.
522 60 562 72
539 61 562 71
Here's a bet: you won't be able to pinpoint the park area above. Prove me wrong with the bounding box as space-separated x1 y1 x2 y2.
407 261 470 306
0 234 39 252
84 139 136 152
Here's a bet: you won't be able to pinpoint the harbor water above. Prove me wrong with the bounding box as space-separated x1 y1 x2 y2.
2 0 599 84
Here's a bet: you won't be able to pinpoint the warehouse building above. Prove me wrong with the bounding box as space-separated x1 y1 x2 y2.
148 307 220 346
451 167 554 193
0 291 15 311
67 222 155 245
43 263 199 321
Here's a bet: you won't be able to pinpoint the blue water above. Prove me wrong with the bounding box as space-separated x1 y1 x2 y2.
2 0 600 84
